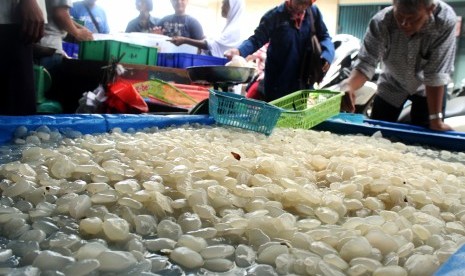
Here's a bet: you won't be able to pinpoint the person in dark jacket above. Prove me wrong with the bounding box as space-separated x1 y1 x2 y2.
225 0 334 102
125 0 159 33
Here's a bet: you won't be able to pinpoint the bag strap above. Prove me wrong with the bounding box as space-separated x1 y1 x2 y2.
84 5 101 33
308 7 316 36
308 7 321 54
298 6 322 88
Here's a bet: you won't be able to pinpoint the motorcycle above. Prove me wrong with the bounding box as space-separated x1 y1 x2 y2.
449 78 465 99
443 79 465 131
319 34 379 116
319 34 361 89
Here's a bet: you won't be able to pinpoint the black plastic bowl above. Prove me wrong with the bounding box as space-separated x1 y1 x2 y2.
186 65 256 85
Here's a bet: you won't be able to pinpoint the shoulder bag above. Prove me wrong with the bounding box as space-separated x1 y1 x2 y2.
299 7 325 89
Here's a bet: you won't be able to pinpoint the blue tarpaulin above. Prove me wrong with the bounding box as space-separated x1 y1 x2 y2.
1 113 464 152
0 114 214 145
434 245 465 275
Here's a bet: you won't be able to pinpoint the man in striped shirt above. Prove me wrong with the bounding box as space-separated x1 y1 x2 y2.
342 0 457 131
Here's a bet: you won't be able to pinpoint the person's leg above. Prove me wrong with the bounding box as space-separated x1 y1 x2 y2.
408 94 429 127
369 94 403 122
409 91 447 127
0 25 36 115
38 54 63 72
443 85 447 115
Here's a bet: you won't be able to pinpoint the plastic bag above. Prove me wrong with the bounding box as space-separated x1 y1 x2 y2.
76 85 107 113
106 80 148 113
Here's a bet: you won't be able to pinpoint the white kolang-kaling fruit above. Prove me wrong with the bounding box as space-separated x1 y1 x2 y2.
0 125 464 275
102 218 130 241
97 251 137 271
170 247 204 269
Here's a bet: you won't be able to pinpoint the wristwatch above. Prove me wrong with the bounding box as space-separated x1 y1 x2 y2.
428 113 443 121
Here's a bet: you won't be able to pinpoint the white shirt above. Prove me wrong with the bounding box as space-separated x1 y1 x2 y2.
39 0 74 54
206 0 246 57
38 0 48 23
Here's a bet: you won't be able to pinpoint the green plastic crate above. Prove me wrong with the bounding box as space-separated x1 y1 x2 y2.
79 40 158 66
79 40 108 61
112 42 157 65
269 89 344 129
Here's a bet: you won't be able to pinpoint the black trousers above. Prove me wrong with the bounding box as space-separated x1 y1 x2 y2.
0 25 36 115
370 92 446 127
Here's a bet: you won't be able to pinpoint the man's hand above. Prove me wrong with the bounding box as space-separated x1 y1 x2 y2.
224 49 240 60
339 79 356 112
322 60 330 73
168 36 185 46
54 6 93 42
341 90 356 113
19 0 45 43
151 26 164 35
339 70 369 113
74 28 93 41
429 119 453 132
425 85 452 132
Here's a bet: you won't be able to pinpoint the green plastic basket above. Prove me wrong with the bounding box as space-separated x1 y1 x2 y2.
269 89 344 129
209 90 282 135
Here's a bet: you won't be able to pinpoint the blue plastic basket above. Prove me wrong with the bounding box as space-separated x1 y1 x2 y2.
157 53 228 68
62 42 79 59
208 90 282 135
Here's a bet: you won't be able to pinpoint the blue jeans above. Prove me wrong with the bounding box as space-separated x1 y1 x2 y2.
38 54 63 71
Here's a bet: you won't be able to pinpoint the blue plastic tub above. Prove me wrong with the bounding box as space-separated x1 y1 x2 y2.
0 113 464 276
3 113 464 152
157 53 228 69
315 113 465 152
0 114 214 145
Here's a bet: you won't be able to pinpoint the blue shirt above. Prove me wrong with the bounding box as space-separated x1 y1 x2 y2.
238 4 334 101
70 1 110 34
126 16 159 33
156 14 204 40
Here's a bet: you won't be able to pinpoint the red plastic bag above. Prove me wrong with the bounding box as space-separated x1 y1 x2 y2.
106 80 148 113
